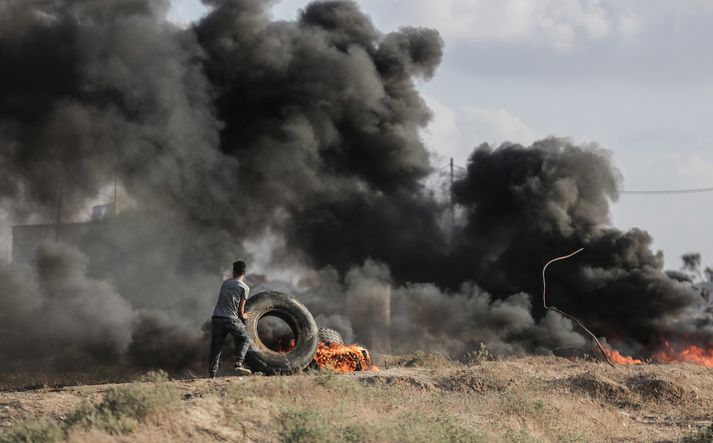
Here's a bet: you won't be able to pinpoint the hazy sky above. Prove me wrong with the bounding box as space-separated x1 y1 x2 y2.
170 0 713 270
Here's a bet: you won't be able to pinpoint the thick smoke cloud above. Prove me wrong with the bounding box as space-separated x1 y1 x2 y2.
0 0 449 371
0 0 247 371
449 139 711 347
299 259 585 357
0 0 710 373
0 0 229 218
0 243 134 368
194 0 447 281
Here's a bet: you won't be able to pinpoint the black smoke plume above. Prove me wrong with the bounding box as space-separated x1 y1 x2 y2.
0 0 709 373
448 139 711 349
194 0 447 281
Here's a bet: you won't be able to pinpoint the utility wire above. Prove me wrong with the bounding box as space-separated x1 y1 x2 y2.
439 160 713 196
621 187 713 195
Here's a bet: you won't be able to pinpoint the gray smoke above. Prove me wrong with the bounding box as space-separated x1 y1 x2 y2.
0 0 240 371
296 259 584 357
0 243 134 368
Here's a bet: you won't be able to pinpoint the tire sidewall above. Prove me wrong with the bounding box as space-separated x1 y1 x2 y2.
244 291 318 374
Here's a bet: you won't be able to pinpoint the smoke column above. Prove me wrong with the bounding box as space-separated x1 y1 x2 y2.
0 0 709 371
448 139 710 349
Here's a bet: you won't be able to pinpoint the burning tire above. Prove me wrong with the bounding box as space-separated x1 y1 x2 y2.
318 328 344 345
244 291 319 375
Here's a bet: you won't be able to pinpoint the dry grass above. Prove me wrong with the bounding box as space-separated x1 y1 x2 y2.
0 371 180 443
1 356 712 442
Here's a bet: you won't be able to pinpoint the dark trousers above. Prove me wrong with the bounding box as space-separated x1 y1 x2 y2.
209 317 250 376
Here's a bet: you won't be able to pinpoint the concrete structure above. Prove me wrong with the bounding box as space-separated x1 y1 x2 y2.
11 221 112 264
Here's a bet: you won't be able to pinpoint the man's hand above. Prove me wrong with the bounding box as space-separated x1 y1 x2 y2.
238 297 251 321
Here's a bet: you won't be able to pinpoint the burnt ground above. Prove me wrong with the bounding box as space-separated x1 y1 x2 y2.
0 356 711 442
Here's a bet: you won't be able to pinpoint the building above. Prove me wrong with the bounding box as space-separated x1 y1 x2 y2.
12 205 114 264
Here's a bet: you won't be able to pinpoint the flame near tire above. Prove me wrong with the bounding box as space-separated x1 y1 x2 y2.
313 343 378 373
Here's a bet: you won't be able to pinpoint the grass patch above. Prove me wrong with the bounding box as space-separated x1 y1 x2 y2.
4 356 708 442
682 423 713 443
340 424 370 442
277 405 482 443
506 429 545 443
0 420 64 443
0 371 180 443
496 383 553 420
464 343 493 365
394 413 482 443
279 408 332 443
387 352 456 369
66 371 180 434
314 369 359 393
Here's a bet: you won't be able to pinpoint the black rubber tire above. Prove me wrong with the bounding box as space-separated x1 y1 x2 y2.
318 328 344 345
244 291 319 375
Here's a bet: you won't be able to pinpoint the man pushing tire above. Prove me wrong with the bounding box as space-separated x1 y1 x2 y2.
208 260 253 378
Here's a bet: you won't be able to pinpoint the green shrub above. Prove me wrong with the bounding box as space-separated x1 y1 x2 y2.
66 376 180 434
683 423 713 443
341 424 370 443
314 367 338 388
0 420 64 443
507 429 544 443
279 408 332 443
465 343 493 365
395 413 482 443
399 352 454 369
315 369 359 393
1 371 180 442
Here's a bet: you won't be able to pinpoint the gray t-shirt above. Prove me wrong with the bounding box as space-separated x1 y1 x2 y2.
212 278 250 319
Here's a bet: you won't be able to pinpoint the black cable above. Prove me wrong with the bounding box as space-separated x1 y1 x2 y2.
621 187 713 195
439 161 713 195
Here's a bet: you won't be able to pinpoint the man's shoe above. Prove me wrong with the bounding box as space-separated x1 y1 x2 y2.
209 373 217 379
234 364 252 376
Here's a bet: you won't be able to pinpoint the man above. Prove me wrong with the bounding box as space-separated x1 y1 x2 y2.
209 260 253 377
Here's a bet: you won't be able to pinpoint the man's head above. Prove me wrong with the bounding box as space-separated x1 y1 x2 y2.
233 260 247 277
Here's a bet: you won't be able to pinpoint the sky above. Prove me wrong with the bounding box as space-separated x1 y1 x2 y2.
169 0 713 271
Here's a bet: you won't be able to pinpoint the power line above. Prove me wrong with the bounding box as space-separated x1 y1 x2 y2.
437 161 713 196
621 187 713 195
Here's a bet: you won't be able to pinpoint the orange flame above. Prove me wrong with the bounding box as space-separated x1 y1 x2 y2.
274 338 295 353
601 340 713 367
652 341 713 368
313 342 378 373
601 343 643 365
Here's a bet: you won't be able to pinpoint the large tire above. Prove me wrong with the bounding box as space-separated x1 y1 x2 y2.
244 291 319 375
318 328 344 345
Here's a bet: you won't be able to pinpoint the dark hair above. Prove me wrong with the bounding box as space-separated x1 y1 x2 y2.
233 260 247 276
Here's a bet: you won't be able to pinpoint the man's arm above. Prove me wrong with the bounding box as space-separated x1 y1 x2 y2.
238 294 252 321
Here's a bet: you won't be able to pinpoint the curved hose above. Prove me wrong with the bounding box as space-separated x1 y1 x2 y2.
542 248 614 366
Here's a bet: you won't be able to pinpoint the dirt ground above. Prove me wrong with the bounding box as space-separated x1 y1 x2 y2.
0 355 711 442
